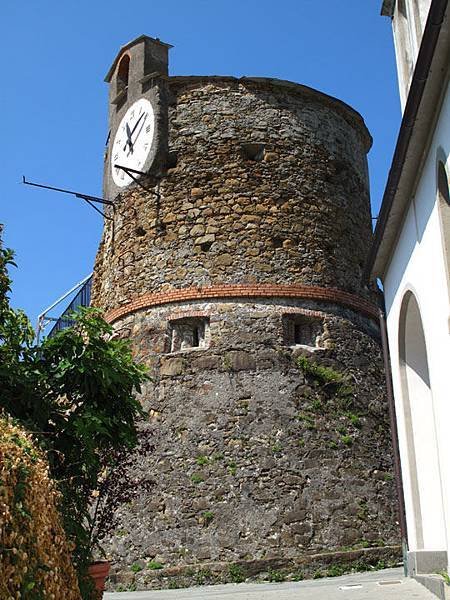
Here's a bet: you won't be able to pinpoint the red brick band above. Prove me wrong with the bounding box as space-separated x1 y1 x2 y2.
104 284 379 323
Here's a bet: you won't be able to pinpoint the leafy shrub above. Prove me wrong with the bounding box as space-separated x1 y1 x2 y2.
0 417 82 599
0 247 148 597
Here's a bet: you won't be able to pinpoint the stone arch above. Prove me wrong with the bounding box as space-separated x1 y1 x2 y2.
398 290 446 550
116 54 130 96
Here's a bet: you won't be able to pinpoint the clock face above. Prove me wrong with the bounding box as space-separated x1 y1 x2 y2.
111 98 155 187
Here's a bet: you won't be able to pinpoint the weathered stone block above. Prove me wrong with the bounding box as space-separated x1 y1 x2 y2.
159 357 185 376
226 351 256 371
214 253 233 266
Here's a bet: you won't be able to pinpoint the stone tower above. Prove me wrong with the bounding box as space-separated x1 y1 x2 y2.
92 36 400 590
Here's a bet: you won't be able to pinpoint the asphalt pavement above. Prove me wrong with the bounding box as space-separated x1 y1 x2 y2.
105 567 437 599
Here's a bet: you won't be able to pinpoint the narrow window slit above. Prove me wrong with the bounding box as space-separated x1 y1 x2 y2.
241 143 265 161
283 315 323 348
167 317 210 352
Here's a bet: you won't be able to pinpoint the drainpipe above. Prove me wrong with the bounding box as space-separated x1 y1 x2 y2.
379 295 409 572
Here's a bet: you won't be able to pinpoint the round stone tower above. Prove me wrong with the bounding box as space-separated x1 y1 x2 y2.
92 37 400 589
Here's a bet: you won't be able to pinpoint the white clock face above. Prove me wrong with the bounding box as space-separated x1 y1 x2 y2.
111 98 155 187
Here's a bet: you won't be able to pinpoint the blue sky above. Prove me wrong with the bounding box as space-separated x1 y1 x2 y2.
1 0 400 327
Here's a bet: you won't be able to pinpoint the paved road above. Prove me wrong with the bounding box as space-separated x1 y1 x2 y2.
105 568 436 599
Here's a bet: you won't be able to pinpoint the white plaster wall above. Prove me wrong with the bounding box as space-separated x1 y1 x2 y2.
384 82 450 560
417 0 433 30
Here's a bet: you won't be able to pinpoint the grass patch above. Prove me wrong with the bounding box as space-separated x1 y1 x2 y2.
130 563 142 573
229 563 245 583
325 564 347 577
195 568 212 585
296 355 354 400
227 462 237 476
191 473 204 484
296 356 345 385
202 511 214 525
296 412 316 430
345 412 362 428
267 569 285 582
312 570 324 579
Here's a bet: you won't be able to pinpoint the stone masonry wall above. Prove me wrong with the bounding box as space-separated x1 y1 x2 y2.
92 78 374 311
99 299 399 591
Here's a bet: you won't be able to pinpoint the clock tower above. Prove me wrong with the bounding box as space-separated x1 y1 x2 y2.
93 37 400 590
103 35 172 199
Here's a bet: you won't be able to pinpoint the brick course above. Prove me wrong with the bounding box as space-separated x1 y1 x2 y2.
105 283 379 324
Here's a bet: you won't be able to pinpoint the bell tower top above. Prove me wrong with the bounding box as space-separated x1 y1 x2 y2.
105 35 173 107
103 35 173 199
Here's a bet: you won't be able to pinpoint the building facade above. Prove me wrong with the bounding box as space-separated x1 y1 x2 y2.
92 36 400 589
368 0 450 592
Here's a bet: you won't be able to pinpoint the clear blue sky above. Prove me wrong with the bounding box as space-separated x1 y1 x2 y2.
2 0 400 327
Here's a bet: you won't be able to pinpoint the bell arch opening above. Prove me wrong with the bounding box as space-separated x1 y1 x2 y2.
116 54 130 97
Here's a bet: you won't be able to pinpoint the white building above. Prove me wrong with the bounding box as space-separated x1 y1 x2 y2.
367 0 450 596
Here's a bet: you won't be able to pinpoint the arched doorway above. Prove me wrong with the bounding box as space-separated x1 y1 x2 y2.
398 291 446 550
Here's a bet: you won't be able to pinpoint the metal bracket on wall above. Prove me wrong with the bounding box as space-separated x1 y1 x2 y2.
22 176 115 221
113 164 161 199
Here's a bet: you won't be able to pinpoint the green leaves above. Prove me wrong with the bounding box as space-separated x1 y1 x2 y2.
0 246 147 597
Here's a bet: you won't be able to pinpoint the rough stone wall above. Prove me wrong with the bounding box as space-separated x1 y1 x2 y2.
92 78 374 311
92 77 400 590
100 299 399 590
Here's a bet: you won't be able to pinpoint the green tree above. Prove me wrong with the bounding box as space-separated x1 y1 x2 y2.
0 246 147 597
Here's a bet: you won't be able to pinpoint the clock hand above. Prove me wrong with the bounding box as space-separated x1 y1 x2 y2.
123 112 146 151
130 111 146 136
124 122 133 152
131 113 148 145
